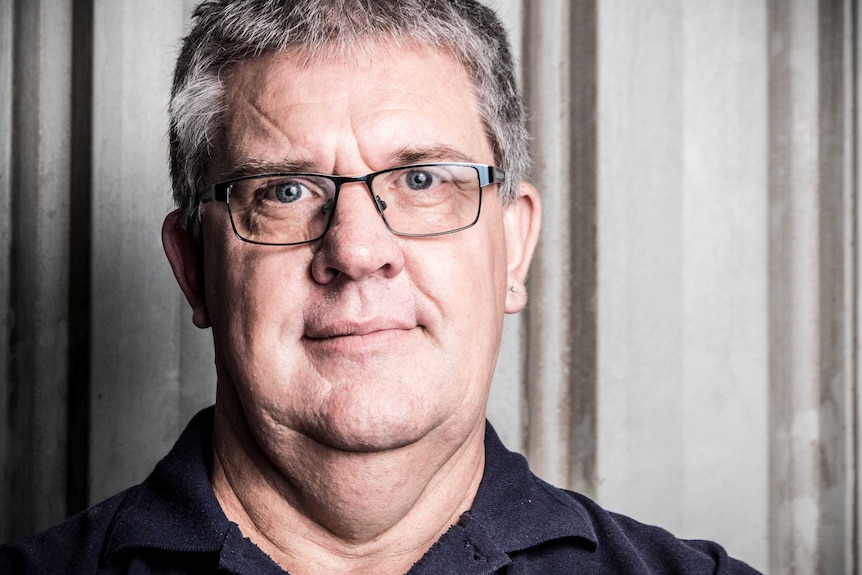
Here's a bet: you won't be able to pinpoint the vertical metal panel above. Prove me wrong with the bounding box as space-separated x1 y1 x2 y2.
767 4 822 571
679 1 769 566
856 0 862 567
835 6 858 574
856 4 862 572
768 0 858 572
0 0 15 545
521 1 576 489
596 1 769 570
818 3 858 573
566 0 599 498
595 0 687 531
767 3 822 568
66 0 94 517
823 0 855 570
89 0 214 504
3 0 74 538
518 0 599 495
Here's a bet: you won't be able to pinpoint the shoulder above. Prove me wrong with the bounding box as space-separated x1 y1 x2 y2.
477 424 761 574
547 489 762 574
0 488 137 575
0 409 222 575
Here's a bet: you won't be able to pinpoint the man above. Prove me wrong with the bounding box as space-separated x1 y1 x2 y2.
1 1 760 573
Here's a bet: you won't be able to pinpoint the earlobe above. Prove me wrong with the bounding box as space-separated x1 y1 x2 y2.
162 210 211 329
503 182 542 314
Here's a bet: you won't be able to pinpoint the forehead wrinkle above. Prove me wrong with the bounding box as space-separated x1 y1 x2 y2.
248 97 291 138
224 46 490 180
232 95 295 151
229 59 360 174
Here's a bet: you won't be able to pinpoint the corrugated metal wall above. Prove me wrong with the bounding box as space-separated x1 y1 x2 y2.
1 1 859 573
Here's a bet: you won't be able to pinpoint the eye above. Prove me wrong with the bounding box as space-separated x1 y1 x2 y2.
270 181 307 203
403 169 437 191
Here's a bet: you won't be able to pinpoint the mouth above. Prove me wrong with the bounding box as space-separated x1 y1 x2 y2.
303 318 417 341
301 321 421 357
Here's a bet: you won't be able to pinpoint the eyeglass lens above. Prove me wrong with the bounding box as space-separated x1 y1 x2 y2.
226 164 482 245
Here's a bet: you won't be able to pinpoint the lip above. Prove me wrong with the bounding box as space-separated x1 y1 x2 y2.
303 318 416 340
302 322 420 357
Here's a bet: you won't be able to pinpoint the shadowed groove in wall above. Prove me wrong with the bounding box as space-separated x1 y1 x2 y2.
67 0 93 518
767 0 859 572
0 0 14 545
566 0 598 497
6 0 74 539
521 0 598 494
522 0 574 490
0 0 93 540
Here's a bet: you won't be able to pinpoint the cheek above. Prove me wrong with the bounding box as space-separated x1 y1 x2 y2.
405 220 508 344
205 242 327 426
203 231 311 370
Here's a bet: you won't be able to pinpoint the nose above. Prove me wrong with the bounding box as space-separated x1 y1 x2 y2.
310 182 405 284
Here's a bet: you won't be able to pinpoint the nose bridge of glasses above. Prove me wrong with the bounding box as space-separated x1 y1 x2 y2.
334 175 388 215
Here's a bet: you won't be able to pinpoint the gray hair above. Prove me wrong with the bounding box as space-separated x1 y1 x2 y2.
169 0 529 231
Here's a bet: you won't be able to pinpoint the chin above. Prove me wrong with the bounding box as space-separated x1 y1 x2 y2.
307 409 441 453
282 375 452 453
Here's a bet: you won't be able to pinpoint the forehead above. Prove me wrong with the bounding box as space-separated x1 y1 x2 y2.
217 43 493 176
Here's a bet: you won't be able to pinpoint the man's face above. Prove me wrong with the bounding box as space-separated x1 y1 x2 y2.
179 44 538 454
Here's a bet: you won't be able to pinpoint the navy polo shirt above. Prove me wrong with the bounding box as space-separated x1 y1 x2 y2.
0 408 761 574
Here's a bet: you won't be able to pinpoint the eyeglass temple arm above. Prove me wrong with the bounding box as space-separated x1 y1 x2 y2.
485 166 506 187
197 184 228 204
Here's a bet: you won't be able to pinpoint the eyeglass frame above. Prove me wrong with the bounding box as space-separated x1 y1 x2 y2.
197 162 507 246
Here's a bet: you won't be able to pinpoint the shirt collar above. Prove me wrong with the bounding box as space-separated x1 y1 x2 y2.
407 424 598 575
468 423 598 553
104 409 597 568
105 407 230 557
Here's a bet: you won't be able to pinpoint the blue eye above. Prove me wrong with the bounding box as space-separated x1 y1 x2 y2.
272 182 306 203
404 170 434 191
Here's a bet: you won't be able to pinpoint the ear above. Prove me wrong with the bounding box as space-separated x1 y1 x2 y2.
503 182 542 314
162 210 211 328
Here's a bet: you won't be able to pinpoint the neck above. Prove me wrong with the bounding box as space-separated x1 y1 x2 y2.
210 401 486 575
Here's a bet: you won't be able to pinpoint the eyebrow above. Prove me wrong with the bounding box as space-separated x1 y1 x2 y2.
221 145 477 180
388 145 475 166
220 159 318 180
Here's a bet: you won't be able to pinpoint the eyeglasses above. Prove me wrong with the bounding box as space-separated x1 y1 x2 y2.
197 162 505 246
